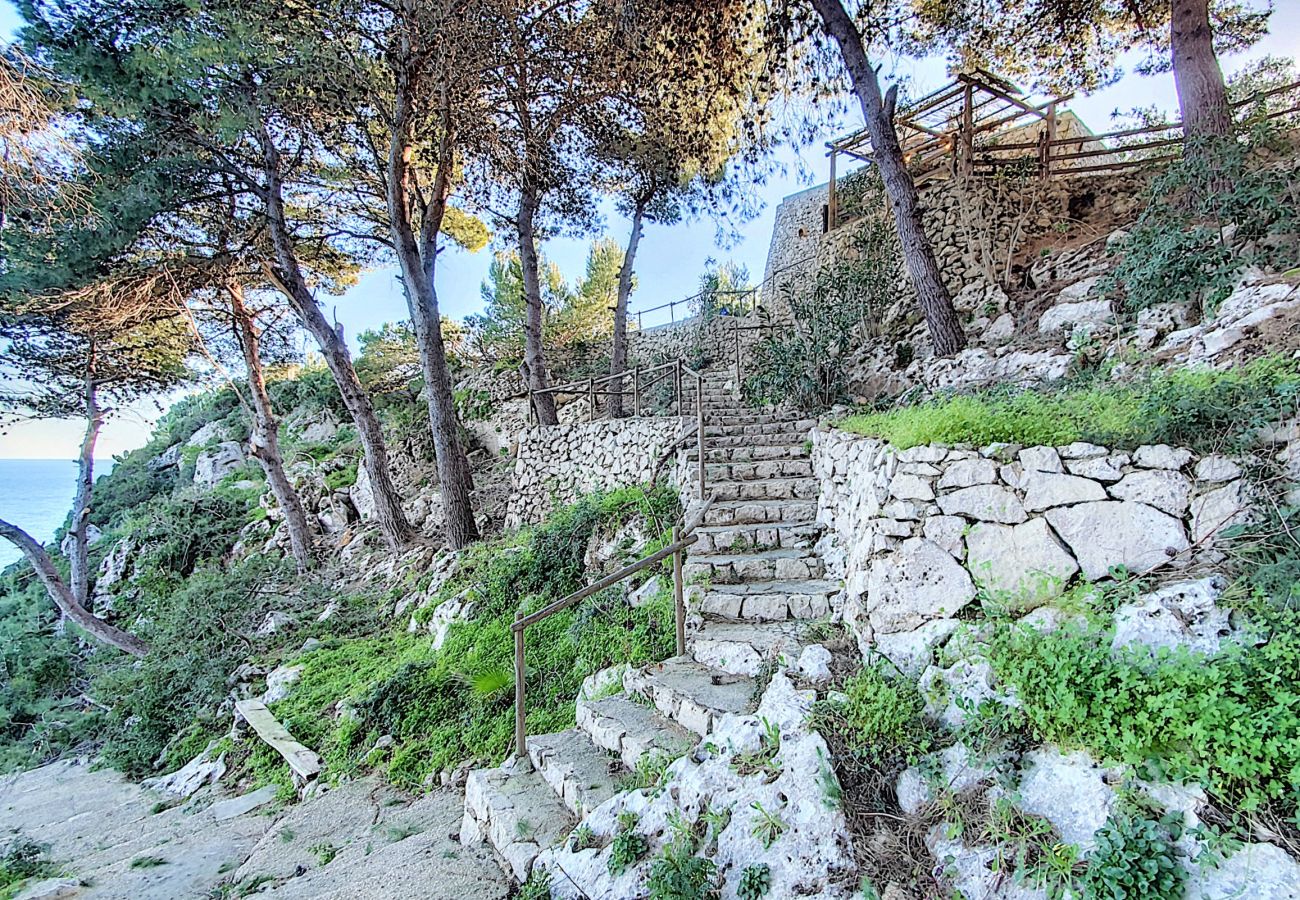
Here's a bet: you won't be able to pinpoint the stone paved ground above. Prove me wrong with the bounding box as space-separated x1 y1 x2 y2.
1 760 506 899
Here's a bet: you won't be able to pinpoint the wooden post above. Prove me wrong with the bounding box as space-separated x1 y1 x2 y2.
587 377 595 422
827 148 838 231
674 361 682 415
632 366 641 417
637 311 643 331
1044 101 1058 179
695 374 705 501
669 301 675 325
733 323 742 400
962 83 974 177
513 617 526 761
672 526 686 656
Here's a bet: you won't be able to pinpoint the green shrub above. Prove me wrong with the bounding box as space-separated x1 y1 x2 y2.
1100 127 1300 318
647 850 718 900
0 836 58 895
1082 810 1186 900
837 357 1300 454
814 663 932 766
324 463 358 491
986 612 1300 815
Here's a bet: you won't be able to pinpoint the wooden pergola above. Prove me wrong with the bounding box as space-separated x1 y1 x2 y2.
826 70 1073 228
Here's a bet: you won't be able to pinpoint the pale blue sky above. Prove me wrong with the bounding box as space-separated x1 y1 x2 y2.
2 0 1298 458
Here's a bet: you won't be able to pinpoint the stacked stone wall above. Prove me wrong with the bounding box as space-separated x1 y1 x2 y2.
505 417 690 527
809 428 1249 665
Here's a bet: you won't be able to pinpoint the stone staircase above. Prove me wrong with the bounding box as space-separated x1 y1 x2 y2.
459 370 839 884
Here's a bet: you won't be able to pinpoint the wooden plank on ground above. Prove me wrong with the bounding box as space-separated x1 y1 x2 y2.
234 699 322 780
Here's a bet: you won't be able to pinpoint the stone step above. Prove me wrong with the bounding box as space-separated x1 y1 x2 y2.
704 412 794 427
702 499 818 526
690 621 809 676
575 694 697 771
460 762 575 883
623 656 755 736
527 729 623 819
693 520 821 554
684 548 825 585
695 432 807 450
687 445 811 463
702 458 814 482
703 477 818 502
704 419 817 438
697 579 840 622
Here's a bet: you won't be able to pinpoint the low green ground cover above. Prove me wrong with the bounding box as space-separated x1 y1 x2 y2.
837 358 1300 452
261 485 680 788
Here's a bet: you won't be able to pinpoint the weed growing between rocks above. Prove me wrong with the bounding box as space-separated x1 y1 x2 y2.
837 356 1300 454
811 663 941 894
646 812 720 900
0 836 60 897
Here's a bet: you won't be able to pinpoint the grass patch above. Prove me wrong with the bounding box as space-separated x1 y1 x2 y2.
837 357 1299 453
266 485 681 788
129 855 167 869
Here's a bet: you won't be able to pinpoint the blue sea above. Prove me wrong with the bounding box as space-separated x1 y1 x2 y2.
0 459 113 569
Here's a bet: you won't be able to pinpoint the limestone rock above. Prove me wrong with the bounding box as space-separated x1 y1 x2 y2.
1058 442 1108 459
1038 298 1112 335
982 312 1016 344
351 464 376 520
628 575 661 609
1190 480 1248 543
938 458 998 489
1045 502 1190 580
1108 469 1193 517
262 664 303 704
938 485 1028 524
965 520 1079 610
889 473 935 502
1112 576 1235 656
922 515 967 558
1065 453 1128 483
1134 444 1192 470
1019 446 1064 473
143 741 226 798
193 441 245 486
872 618 960 679
920 658 1017 729
866 539 976 633
1021 470 1107 512
1186 841 1300 899
1194 455 1243 483
796 645 833 685
1015 746 1116 852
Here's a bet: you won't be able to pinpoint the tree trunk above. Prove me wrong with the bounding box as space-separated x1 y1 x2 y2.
0 518 149 656
1171 0 1233 171
387 61 479 550
809 0 967 357
68 361 101 608
517 184 559 426
606 201 646 419
257 124 418 550
228 283 316 572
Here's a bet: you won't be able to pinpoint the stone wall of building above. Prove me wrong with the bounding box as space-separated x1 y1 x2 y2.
505 417 691 527
762 166 1152 323
809 427 1250 667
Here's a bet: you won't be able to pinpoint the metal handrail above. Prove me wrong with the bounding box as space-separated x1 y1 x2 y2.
511 494 715 762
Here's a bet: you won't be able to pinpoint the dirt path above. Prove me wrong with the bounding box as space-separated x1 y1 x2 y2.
1 761 508 899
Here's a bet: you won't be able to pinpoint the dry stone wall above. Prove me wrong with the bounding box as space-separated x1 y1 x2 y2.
505 417 689 528
762 168 1150 322
810 428 1250 665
